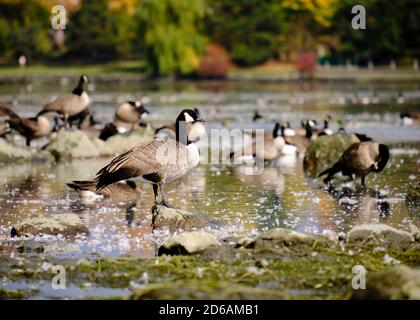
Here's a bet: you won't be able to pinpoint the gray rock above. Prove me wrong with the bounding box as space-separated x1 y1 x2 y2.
352 265 420 299
11 214 89 237
346 223 414 249
158 231 220 255
45 128 154 160
152 205 220 232
0 138 46 163
303 133 360 177
255 228 334 248
46 130 102 160
103 127 154 156
405 223 420 241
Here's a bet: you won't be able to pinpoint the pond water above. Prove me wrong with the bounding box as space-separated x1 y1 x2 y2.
0 80 419 263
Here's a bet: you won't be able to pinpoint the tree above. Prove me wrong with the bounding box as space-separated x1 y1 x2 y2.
205 0 287 66
67 0 134 61
135 0 205 76
0 0 52 63
333 0 419 64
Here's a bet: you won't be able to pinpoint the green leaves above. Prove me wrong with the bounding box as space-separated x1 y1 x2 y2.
135 0 205 76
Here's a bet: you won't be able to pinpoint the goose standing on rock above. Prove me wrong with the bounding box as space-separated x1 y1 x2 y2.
38 75 90 127
7 115 52 146
115 100 150 128
318 141 389 187
94 109 204 208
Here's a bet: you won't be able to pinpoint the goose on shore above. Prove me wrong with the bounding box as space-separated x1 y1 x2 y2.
7 115 52 146
94 109 204 207
38 75 90 127
318 141 389 186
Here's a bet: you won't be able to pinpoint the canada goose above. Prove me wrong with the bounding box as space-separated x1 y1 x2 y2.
230 123 284 163
400 112 420 126
155 108 206 141
7 115 52 146
95 109 204 207
281 122 312 155
38 75 90 126
99 122 119 141
252 110 263 122
67 180 140 201
317 116 333 137
115 101 149 126
0 102 19 119
318 141 389 186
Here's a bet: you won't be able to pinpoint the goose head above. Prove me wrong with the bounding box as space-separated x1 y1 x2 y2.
175 109 205 144
372 143 390 173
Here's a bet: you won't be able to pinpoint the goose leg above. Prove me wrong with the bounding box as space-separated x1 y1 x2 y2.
159 183 172 208
152 184 158 204
361 176 366 187
25 137 31 147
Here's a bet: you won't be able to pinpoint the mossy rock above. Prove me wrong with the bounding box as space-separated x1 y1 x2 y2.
0 138 46 163
152 205 222 232
158 231 220 256
11 214 89 237
352 265 420 299
254 228 335 249
303 133 359 177
346 224 415 250
130 282 285 300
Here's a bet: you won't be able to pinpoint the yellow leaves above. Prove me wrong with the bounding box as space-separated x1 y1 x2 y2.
282 0 339 27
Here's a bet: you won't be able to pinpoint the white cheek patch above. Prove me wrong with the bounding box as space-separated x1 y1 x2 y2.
184 112 194 123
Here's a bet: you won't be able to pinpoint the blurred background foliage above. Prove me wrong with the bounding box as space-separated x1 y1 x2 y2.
0 0 419 76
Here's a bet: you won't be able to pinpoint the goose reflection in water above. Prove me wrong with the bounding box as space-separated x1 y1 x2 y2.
325 185 391 223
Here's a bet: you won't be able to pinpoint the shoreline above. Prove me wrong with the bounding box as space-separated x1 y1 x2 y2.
1 64 420 84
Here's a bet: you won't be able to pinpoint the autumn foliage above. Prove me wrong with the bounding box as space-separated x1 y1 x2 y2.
197 44 233 78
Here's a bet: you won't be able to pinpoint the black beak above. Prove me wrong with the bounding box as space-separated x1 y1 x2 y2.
195 116 205 123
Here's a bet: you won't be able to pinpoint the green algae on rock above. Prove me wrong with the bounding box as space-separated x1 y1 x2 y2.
352 265 420 299
303 133 360 177
346 223 415 250
11 214 89 237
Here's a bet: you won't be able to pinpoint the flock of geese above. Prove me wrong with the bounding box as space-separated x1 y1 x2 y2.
0 75 405 209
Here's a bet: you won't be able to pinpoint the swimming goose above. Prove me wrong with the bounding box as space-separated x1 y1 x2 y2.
115 101 149 127
316 116 333 137
252 110 263 122
281 122 312 155
67 180 141 201
95 109 204 207
38 75 90 126
230 123 284 163
400 112 419 126
318 141 389 186
7 115 52 146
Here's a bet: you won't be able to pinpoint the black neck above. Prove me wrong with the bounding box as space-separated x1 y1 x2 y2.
272 123 280 138
72 79 84 96
175 121 191 145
